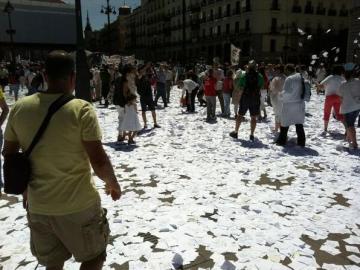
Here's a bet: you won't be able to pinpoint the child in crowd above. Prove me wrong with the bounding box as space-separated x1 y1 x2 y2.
223 70 234 118
121 94 142 144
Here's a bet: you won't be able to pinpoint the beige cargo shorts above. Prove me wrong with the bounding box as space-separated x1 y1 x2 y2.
27 202 110 267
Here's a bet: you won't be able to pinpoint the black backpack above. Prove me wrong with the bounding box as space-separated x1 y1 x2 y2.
244 70 260 96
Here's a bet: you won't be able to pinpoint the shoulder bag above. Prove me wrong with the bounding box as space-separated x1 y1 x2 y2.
3 94 75 195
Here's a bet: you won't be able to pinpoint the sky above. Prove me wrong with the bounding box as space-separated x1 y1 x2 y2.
64 0 140 30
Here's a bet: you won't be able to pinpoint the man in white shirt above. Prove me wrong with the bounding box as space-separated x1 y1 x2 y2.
276 64 306 147
337 63 360 149
319 66 346 133
178 78 199 113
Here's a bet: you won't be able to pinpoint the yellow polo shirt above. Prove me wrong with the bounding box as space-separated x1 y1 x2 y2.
5 93 102 215
0 86 4 99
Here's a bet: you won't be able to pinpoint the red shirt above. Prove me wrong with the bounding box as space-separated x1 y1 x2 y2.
204 77 217 96
223 77 233 93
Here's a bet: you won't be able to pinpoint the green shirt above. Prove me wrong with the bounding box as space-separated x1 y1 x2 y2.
5 93 102 215
236 72 264 90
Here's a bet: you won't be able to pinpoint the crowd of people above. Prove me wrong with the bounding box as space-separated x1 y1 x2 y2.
174 60 359 149
0 50 359 270
1 57 360 149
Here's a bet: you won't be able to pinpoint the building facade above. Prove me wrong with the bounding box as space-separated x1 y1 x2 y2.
125 0 351 64
85 5 131 55
347 0 360 63
0 0 76 60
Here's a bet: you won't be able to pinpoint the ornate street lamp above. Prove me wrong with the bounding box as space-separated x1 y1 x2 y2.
75 0 91 101
3 1 16 63
101 0 117 55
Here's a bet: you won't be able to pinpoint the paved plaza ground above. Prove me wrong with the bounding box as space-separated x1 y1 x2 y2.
0 87 359 270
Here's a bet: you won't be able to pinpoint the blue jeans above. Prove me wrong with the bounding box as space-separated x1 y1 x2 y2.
223 93 231 116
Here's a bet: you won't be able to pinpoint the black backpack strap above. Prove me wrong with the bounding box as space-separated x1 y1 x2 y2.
24 94 75 157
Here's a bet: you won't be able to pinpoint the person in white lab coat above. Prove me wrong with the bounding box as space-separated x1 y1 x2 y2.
276 64 306 147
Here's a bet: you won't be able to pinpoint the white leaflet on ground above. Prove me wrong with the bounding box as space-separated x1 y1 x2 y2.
348 254 360 264
298 28 306 35
0 87 359 269
345 245 359 253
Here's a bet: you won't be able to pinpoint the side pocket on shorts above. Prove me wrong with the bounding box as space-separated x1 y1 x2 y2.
82 208 110 255
27 212 38 258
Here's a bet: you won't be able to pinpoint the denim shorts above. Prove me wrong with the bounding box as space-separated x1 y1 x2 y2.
344 110 360 128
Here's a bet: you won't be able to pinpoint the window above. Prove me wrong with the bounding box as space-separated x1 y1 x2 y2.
217 25 221 35
245 0 251 12
271 18 277 33
316 2 326 15
245 19 250 31
209 27 213 36
235 21 240 33
271 0 280 10
210 9 214 20
226 4 231 17
201 11 206 22
292 0 302 13
270 39 276 52
226 23 230 34
305 1 314 14
203 28 206 37
339 4 348 16
328 3 337 16
235 1 241 14
218 6 222 18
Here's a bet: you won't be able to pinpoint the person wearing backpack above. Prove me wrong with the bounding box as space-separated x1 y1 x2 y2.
229 60 264 141
113 66 127 142
3 51 121 269
137 64 160 129
276 64 307 147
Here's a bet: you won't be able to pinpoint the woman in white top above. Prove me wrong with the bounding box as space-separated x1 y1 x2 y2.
337 63 360 149
269 65 286 132
121 93 142 144
319 66 346 133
